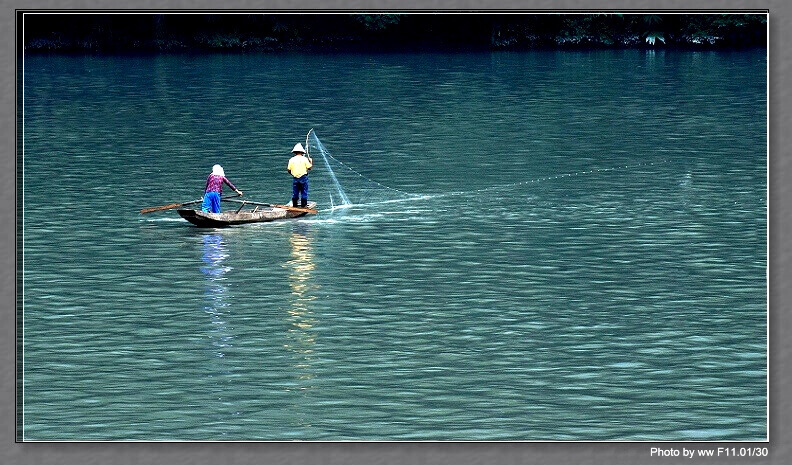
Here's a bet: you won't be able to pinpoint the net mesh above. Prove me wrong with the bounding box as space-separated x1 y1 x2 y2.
302 129 667 211
305 129 419 210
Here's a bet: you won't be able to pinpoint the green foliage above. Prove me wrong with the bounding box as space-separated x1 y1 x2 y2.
644 32 665 45
22 13 766 53
642 15 663 26
351 14 401 31
712 13 765 29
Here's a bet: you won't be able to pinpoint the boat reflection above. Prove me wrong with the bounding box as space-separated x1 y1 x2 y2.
200 233 233 358
283 225 319 392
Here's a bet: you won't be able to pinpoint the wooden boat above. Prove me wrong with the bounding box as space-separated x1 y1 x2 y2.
177 201 317 228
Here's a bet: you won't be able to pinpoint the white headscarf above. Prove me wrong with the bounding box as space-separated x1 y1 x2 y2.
212 164 225 177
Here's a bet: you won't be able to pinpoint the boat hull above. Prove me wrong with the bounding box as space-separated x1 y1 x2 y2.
177 202 316 227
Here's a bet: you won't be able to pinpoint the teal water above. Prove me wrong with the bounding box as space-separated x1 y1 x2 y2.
21 50 766 440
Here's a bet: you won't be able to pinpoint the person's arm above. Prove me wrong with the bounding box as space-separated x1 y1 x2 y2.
223 177 242 195
306 157 313 171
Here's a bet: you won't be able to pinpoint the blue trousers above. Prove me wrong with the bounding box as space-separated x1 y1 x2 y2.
292 176 309 204
201 191 222 213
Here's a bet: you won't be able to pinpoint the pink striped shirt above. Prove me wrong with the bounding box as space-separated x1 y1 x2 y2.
204 174 238 194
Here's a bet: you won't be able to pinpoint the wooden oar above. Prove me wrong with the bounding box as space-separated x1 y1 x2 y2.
141 193 242 214
140 198 203 214
222 198 318 214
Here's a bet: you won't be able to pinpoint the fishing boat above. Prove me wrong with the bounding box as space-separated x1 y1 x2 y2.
177 200 317 228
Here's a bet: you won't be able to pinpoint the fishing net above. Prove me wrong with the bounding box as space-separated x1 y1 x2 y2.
305 129 419 210
302 129 665 211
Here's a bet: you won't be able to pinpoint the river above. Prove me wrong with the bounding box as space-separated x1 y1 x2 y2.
21 50 767 440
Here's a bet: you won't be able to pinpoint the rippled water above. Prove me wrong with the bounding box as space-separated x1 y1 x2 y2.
21 50 766 440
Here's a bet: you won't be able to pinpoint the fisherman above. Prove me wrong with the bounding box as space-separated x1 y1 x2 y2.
287 143 313 208
202 164 243 213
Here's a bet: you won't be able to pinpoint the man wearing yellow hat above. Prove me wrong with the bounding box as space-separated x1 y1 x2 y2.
287 143 313 208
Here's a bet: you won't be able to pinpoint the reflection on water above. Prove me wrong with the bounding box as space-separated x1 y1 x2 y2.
283 225 319 393
200 234 233 357
199 233 238 435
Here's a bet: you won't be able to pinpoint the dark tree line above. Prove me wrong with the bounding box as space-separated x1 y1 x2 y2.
22 13 767 53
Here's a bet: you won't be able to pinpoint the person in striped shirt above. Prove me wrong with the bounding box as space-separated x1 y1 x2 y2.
202 164 242 213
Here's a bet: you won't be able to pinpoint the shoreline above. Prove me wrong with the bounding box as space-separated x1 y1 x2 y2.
23 38 767 55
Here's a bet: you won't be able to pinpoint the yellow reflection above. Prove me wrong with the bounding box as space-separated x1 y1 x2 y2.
283 227 319 390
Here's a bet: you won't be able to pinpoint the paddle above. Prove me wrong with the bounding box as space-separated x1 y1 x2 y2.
141 193 242 214
140 198 203 214
222 198 318 214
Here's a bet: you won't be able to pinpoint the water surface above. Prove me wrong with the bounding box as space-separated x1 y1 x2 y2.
21 50 767 440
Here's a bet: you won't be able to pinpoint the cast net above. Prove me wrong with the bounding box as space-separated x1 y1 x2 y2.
304 129 420 210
